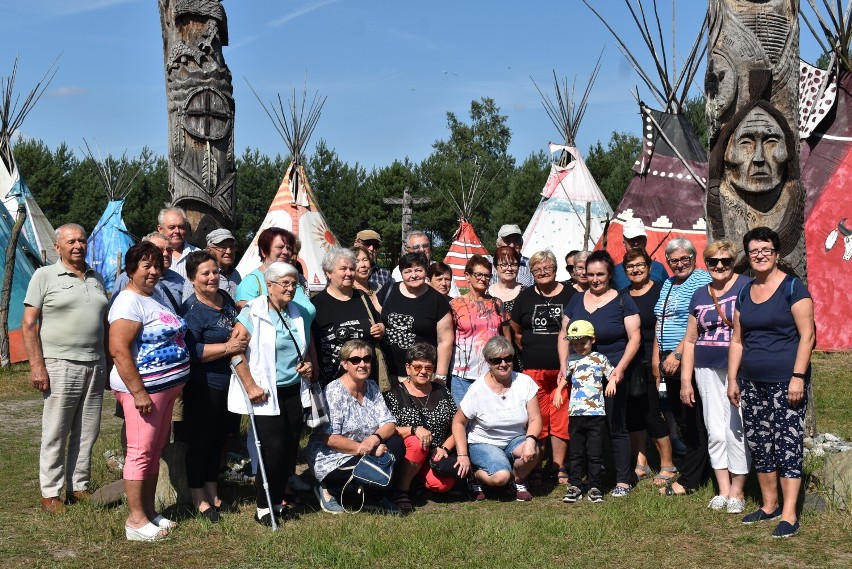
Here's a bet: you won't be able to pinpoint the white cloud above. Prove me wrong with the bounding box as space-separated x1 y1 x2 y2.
268 0 342 28
49 86 87 97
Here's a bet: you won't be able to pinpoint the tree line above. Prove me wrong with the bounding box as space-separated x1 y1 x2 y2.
13 96 706 268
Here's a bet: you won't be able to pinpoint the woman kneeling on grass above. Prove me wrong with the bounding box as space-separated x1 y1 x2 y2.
307 339 405 514
384 343 459 511
453 336 542 502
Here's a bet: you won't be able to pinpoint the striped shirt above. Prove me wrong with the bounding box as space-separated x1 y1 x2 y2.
654 269 711 351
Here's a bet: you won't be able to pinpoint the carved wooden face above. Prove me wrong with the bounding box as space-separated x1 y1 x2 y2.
725 107 788 194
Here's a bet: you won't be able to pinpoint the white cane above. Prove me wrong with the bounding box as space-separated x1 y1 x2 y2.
230 357 277 531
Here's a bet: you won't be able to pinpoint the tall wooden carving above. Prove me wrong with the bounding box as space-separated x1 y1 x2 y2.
159 0 236 244
705 0 807 280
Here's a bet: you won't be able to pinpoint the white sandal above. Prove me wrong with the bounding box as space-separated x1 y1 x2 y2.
152 514 177 529
125 522 169 541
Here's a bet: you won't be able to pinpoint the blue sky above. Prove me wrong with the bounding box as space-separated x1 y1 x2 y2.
0 1 827 170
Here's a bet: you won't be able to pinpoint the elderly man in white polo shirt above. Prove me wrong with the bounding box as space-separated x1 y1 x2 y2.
157 206 198 279
22 223 109 512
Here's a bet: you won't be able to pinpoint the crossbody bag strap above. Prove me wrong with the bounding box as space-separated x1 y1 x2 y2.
268 297 304 362
659 281 675 349
709 285 734 329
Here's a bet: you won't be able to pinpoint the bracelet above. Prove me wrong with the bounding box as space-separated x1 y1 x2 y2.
440 445 449 453
457 453 468 457
411 425 418 437
792 372 807 379
372 432 384 444
223 343 229 356
525 435 538 442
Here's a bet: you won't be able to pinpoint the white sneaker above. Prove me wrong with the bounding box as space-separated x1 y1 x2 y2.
708 495 728 510
726 497 745 514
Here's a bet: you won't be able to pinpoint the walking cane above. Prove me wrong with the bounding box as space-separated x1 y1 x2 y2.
230 357 277 531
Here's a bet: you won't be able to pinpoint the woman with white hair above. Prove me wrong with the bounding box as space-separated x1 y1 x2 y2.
653 237 712 496
312 247 385 386
230 261 318 526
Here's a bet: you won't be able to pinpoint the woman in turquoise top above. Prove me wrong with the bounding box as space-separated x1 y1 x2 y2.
231 262 318 526
234 227 315 319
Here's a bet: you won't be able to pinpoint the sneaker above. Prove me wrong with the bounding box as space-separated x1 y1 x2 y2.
772 520 800 538
726 497 746 514
708 495 728 510
512 482 533 502
468 481 486 502
742 506 782 525
313 485 344 514
563 485 583 503
610 485 631 498
587 487 604 503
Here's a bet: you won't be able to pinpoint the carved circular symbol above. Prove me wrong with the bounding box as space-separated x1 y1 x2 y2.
183 87 233 140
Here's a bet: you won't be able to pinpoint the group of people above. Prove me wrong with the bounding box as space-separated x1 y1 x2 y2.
25 210 814 540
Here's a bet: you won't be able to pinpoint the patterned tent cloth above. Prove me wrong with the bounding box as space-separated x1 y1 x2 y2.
444 219 490 289
522 144 612 282
235 162 338 292
598 105 708 270
0 205 41 362
799 62 852 350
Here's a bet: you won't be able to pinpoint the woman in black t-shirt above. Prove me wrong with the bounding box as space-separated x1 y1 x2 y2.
510 250 575 485
378 253 453 383
312 248 384 386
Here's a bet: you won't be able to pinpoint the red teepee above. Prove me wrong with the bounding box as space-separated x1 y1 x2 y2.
444 219 489 289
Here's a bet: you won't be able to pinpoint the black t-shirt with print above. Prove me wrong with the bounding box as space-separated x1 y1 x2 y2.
311 289 380 385
378 283 451 377
511 285 575 370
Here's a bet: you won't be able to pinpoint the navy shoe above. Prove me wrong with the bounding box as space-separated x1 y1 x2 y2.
741 506 782 524
772 520 800 538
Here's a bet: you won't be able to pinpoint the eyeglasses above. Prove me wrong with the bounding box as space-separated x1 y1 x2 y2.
210 244 235 251
497 263 519 270
346 355 373 365
409 363 434 374
747 247 776 258
407 243 430 251
666 255 694 267
531 265 556 276
488 356 513 365
271 280 297 290
468 272 492 281
625 262 647 271
359 240 381 249
706 257 734 268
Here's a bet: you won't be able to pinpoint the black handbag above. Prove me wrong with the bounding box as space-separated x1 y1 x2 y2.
429 452 459 476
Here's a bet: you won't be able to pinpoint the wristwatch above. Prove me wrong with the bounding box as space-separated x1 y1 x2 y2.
673 351 682 361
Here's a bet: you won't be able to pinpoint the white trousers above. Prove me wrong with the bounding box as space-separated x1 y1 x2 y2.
40 359 106 497
694 367 750 475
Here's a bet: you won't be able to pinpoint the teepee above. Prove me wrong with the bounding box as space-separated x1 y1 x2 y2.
0 204 41 364
798 1 852 350
235 84 338 292
0 58 59 264
439 163 494 289
82 141 143 293
522 63 613 283
586 1 709 269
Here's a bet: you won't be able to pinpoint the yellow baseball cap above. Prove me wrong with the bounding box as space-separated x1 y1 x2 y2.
566 320 595 340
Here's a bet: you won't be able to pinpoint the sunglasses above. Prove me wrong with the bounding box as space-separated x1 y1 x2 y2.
706 257 734 268
488 356 513 365
409 363 434 374
565 264 574 272
346 355 373 365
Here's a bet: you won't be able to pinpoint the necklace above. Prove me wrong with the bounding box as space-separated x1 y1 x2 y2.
405 382 432 408
534 284 559 305
487 372 511 400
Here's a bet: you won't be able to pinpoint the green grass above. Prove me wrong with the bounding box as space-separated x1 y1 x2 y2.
1 354 850 569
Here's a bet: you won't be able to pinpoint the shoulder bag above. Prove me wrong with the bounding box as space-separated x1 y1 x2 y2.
359 292 395 393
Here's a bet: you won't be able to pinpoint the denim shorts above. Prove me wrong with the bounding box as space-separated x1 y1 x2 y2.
469 435 526 476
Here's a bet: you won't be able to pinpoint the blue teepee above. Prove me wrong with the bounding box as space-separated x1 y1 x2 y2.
0 204 42 362
86 198 134 293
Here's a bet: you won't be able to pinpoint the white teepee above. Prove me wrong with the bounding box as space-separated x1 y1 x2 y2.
235 84 338 291
0 58 59 264
522 65 613 282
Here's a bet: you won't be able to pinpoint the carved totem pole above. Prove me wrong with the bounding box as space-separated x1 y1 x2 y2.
159 0 236 245
705 0 807 280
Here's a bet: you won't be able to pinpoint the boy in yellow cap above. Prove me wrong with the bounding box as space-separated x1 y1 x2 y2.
553 320 614 503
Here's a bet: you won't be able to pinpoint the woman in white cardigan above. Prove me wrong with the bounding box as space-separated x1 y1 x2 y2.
230 262 318 526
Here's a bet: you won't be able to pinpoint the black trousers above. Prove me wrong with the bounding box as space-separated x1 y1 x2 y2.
626 363 669 438
666 375 710 490
568 415 606 488
182 380 230 489
604 379 632 485
322 434 406 500
252 384 303 508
